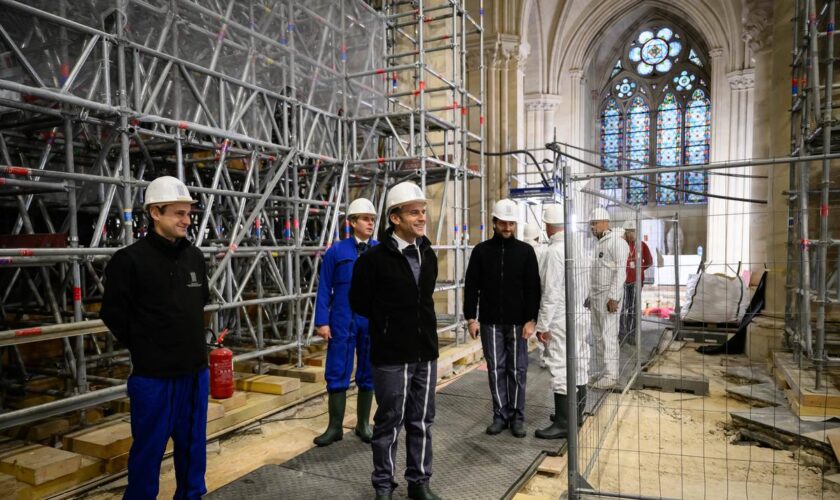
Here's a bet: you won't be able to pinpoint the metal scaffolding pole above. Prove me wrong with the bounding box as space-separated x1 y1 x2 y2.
0 0 483 430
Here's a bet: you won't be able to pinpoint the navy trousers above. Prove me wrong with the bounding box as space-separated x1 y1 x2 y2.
371 361 437 494
480 324 528 424
124 369 209 500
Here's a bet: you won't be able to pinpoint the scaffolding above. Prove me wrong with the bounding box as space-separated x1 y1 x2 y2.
788 0 840 389
0 0 484 431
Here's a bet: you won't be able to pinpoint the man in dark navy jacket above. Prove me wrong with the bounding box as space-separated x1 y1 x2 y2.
464 198 541 438
350 181 440 500
101 176 209 500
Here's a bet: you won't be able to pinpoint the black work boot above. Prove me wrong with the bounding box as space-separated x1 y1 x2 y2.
355 389 374 443
535 393 568 439
577 385 587 427
374 492 393 500
407 483 441 500
510 421 526 438
313 391 346 446
485 418 507 435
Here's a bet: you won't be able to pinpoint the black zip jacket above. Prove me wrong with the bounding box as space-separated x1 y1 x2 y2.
101 230 209 378
463 232 541 325
349 230 439 366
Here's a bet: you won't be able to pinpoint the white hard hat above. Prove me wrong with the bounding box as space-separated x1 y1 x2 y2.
542 204 564 225
386 182 427 212
523 223 540 241
347 198 376 217
589 207 610 222
144 176 196 209
492 199 518 222
623 220 636 231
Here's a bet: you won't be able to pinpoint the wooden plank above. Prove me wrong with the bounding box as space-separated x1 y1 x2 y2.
234 374 301 395
25 418 70 442
206 382 321 436
774 351 840 408
785 390 840 418
269 364 325 383
67 422 132 460
0 445 82 486
210 391 247 412
303 353 327 368
104 452 129 474
110 398 131 413
828 430 840 463
207 402 225 422
0 472 18 493
16 456 102 500
536 455 566 476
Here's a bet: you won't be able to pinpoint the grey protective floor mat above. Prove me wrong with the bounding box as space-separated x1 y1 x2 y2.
209 325 667 500
209 352 562 500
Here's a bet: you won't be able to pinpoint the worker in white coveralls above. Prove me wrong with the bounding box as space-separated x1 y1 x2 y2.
533 204 589 439
523 222 548 367
585 207 630 390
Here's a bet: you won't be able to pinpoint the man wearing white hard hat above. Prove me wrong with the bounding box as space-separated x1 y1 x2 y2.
586 207 630 390
313 197 378 447
464 198 541 438
533 204 590 439
101 176 210 498
350 182 440 500
619 220 652 345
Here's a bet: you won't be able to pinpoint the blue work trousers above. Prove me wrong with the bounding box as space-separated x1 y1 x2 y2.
325 318 373 392
124 369 209 500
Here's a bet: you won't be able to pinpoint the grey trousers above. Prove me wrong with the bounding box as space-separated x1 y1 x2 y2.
479 324 528 424
371 360 437 493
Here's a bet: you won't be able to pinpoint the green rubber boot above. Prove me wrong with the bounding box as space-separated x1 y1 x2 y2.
313 391 346 446
354 389 374 443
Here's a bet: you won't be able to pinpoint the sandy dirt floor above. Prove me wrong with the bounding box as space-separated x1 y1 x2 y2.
517 346 840 499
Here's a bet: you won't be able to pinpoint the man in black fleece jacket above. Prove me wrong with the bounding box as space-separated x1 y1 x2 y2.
101 176 209 499
464 198 541 438
350 181 440 500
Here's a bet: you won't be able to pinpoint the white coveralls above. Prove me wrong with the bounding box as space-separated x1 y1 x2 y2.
589 228 630 385
528 240 548 362
536 231 591 394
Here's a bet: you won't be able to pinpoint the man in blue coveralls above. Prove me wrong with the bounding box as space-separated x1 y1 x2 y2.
313 197 378 446
101 176 209 499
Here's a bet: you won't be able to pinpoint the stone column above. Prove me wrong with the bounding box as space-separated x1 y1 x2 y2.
747 0 791 361
706 69 755 275
468 33 528 234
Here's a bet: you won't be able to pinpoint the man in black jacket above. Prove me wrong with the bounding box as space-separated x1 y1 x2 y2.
464 198 541 438
350 181 440 500
101 176 210 500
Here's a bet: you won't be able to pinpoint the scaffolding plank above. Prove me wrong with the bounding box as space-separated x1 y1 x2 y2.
234 375 301 395
15 456 101 500
210 391 248 412
773 351 840 409
268 364 325 383
65 421 132 460
207 402 225 422
828 430 840 462
0 445 83 485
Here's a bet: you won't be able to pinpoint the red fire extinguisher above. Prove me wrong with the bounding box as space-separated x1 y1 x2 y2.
209 328 234 399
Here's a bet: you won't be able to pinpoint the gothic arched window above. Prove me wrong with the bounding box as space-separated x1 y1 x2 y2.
599 25 710 205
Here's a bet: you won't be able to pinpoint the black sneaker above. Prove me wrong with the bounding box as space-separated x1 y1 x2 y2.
485 419 507 435
510 421 526 438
